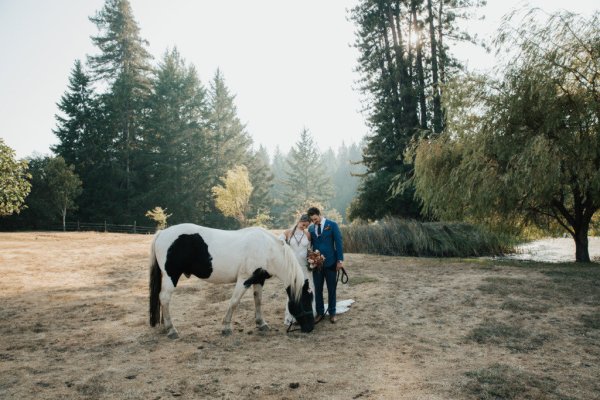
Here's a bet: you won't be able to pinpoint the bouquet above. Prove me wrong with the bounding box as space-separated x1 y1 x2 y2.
307 250 325 271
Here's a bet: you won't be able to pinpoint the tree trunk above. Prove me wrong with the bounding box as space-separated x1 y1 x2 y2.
573 225 590 263
412 6 428 129
62 207 67 232
426 0 443 133
437 0 446 87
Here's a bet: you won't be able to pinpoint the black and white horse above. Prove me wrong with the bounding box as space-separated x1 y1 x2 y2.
149 223 315 338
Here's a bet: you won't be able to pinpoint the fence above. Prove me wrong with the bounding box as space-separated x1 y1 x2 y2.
10 221 157 234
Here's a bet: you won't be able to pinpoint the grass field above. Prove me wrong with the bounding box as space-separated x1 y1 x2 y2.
0 232 598 399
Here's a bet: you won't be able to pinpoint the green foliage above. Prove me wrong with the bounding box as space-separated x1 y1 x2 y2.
342 217 514 257
9 156 82 230
280 128 333 222
45 157 83 230
0 139 31 217
141 48 210 223
88 0 153 220
412 9 600 262
349 0 485 221
145 206 171 230
246 145 274 218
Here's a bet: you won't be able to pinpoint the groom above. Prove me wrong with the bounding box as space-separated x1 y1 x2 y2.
307 207 344 323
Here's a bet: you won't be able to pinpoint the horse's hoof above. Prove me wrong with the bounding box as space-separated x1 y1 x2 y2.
257 323 270 332
167 330 180 340
221 328 232 336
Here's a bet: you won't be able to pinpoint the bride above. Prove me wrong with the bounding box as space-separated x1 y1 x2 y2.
279 214 353 326
280 214 316 325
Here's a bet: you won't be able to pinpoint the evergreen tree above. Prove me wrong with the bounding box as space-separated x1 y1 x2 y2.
349 0 484 221
330 142 365 221
52 60 110 222
52 60 98 167
87 0 153 221
270 146 289 227
281 128 333 223
246 145 274 217
202 70 253 226
143 48 210 223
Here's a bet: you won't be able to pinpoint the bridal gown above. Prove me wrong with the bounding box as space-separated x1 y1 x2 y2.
280 230 354 325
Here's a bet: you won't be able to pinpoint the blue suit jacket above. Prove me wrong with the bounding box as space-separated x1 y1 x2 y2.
309 219 344 269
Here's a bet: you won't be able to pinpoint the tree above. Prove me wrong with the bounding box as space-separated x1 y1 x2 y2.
349 0 485 221
88 0 153 220
145 206 172 230
52 60 99 167
280 128 333 223
212 165 253 227
247 145 274 217
329 142 366 221
44 157 83 231
412 9 600 262
143 48 210 223
0 139 31 217
202 70 253 226
52 60 111 223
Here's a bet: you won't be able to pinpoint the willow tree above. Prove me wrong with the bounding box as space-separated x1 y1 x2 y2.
412 9 600 262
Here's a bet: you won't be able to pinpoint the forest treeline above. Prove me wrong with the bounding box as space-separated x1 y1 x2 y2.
2 1 599 261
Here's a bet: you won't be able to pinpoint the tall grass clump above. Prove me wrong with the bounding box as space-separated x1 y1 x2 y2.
342 218 514 257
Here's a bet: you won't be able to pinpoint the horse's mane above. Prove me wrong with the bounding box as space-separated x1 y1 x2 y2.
273 234 304 302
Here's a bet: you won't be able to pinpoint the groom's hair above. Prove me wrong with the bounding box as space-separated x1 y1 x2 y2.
307 207 320 217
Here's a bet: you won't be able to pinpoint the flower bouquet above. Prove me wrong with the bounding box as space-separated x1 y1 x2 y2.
307 250 325 271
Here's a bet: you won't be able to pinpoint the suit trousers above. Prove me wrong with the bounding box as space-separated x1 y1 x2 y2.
313 266 337 316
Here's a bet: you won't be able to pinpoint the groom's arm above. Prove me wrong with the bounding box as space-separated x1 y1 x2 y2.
332 222 344 262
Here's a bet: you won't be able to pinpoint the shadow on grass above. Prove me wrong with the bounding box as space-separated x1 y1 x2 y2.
466 319 550 353
463 364 561 400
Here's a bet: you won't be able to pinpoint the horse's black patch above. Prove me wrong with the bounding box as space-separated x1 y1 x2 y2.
165 233 213 287
243 268 272 288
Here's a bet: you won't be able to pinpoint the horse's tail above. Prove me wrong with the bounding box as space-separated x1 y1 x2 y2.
149 232 162 327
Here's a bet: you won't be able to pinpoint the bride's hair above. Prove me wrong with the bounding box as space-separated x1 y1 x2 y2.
287 214 310 244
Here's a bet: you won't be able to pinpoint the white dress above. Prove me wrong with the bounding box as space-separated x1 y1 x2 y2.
281 230 316 325
280 230 354 325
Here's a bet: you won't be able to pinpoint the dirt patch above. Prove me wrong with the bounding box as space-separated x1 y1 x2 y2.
0 232 598 399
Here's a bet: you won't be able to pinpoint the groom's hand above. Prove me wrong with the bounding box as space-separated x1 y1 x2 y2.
336 261 344 271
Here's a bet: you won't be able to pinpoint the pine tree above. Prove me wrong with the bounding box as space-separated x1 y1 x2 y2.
330 142 365 220
52 60 115 222
349 0 484 221
143 48 210 223
52 60 99 167
247 145 274 217
87 0 153 221
202 70 253 226
270 146 289 227
281 128 333 222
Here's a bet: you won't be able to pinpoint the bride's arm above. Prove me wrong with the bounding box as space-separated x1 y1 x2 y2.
278 229 291 242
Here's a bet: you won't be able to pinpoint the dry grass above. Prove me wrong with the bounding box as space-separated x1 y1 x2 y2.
0 232 598 399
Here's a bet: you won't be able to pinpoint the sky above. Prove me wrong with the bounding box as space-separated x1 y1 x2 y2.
0 0 597 160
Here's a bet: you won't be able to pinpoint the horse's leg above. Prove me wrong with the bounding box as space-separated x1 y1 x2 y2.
159 276 179 339
252 283 269 331
221 279 248 336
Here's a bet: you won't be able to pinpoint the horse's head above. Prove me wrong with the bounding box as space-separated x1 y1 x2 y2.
286 279 315 333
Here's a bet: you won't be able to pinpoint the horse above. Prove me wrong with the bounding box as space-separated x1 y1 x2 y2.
149 223 315 338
